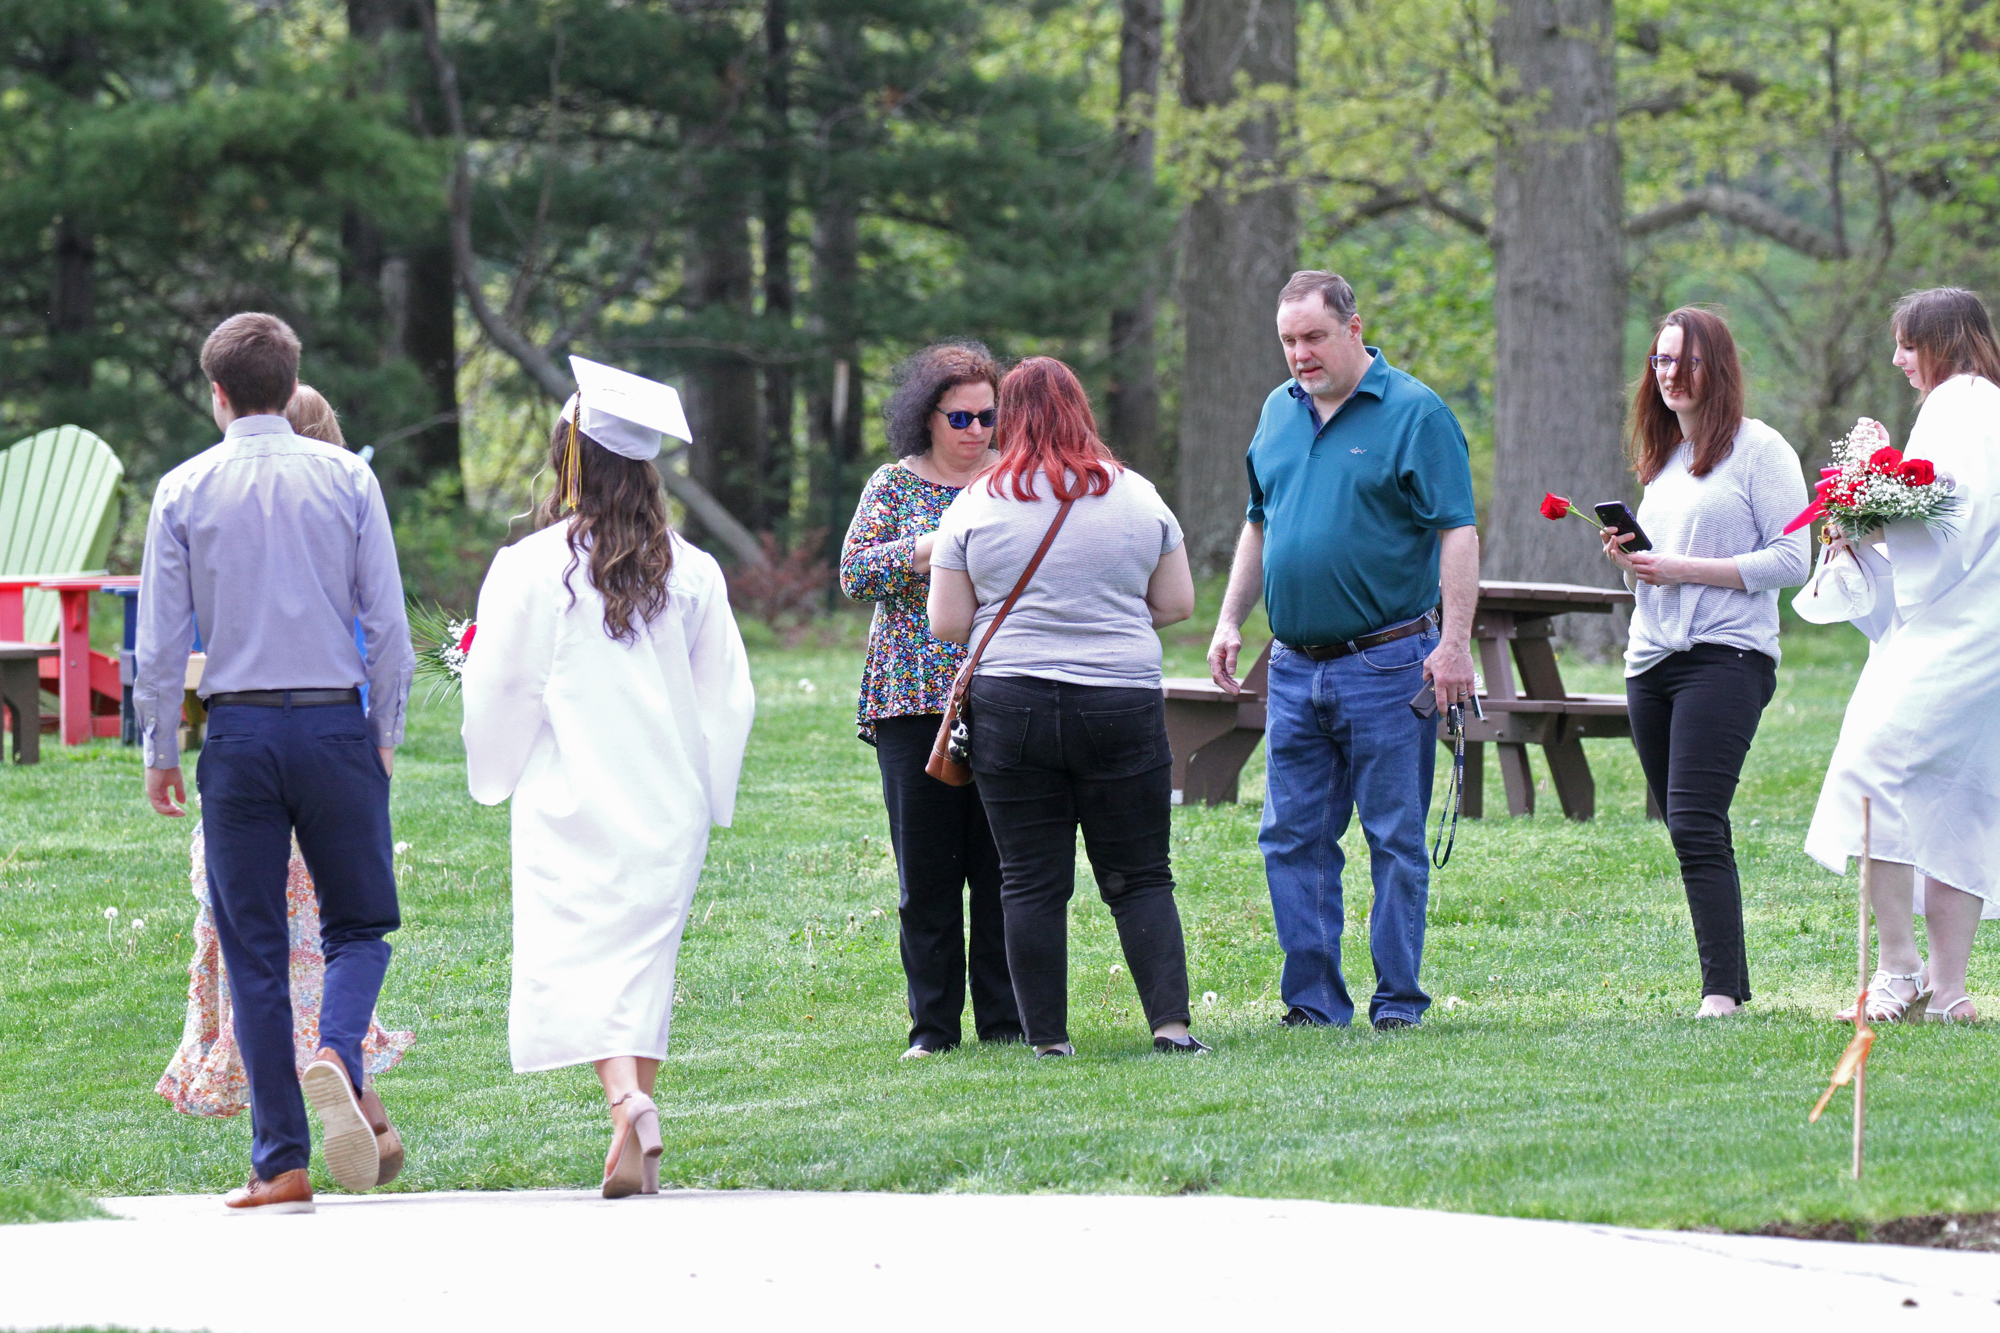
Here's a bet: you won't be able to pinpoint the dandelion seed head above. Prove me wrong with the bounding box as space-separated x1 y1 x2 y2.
104 906 118 920
132 918 146 932
796 678 816 694
1202 991 1218 1006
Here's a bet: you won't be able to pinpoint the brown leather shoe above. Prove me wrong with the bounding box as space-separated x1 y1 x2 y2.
222 1168 315 1214
301 1047 380 1191
358 1081 404 1187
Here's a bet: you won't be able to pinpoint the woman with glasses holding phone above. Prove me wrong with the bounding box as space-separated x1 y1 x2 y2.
1602 307 1809 1017
840 340 1023 1058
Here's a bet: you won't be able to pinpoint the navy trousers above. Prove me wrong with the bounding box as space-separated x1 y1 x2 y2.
196 699 400 1179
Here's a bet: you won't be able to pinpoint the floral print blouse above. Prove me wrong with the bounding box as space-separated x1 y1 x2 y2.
841 463 970 742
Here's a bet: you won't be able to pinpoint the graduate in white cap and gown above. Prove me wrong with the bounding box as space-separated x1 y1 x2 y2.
460 357 754 1197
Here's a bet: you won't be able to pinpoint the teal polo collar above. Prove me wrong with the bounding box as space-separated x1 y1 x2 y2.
1285 348 1389 430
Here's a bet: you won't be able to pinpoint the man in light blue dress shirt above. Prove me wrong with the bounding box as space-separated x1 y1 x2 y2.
135 312 414 1213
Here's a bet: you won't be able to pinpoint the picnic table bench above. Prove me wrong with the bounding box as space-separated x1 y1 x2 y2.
1161 580 1653 821
0 642 58 764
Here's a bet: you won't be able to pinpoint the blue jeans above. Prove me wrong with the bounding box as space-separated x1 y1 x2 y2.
196 700 400 1179
1260 628 1437 1027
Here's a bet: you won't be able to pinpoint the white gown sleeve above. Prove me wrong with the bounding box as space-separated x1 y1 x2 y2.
461 543 556 805
686 555 755 828
1886 376 1999 612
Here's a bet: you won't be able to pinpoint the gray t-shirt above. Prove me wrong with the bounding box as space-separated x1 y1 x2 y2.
932 467 1183 688
1625 418 1812 676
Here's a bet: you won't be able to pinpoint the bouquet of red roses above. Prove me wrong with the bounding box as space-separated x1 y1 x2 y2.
1784 418 1958 538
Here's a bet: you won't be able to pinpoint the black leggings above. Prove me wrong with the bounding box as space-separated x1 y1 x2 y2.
1626 643 1776 1003
874 713 1018 1050
968 675 1191 1046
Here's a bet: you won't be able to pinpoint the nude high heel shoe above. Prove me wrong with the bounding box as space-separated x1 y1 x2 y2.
603 1091 663 1199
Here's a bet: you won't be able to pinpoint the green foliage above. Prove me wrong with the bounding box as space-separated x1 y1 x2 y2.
393 474 509 610
0 3 442 492
0 1180 106 1225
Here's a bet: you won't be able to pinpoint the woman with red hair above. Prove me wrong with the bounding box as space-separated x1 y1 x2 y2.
927 356 1204 1057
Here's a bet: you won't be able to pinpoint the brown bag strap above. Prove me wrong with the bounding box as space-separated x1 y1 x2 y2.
948 492 1077 700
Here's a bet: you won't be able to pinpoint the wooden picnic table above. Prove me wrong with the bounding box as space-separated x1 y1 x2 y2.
0 642 58 764
1161 580 1649 821
1460 580 1642 821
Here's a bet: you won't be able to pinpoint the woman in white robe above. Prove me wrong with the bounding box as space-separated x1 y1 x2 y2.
461 372 754 1194
1802 288 2000 1023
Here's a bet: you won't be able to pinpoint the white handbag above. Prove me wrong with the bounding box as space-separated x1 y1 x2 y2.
1792 539 1876 625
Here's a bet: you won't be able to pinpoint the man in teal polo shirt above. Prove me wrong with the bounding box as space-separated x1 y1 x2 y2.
1208 270 1480 1030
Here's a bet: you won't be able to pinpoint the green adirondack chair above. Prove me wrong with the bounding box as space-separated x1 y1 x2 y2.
0 425 125 643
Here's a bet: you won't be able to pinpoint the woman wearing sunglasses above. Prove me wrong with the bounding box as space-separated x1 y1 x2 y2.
1601 307 1809 1017
840 340 1022 1058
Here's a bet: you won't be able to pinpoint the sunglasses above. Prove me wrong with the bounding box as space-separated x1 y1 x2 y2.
937 408 996 429
1647 354 1702 372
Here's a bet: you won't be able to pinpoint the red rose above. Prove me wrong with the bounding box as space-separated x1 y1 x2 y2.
457 623 478 653
1896 458 1935 486
1868 445 1904 471
1539 493 1572 521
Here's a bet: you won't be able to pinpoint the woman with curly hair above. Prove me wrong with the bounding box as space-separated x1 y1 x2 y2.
840 340 1022 1058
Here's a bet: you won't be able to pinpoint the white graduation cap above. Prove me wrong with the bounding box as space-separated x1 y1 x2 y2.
558 355 694 462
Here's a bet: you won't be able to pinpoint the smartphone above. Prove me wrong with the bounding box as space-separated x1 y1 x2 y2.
1410 683 1485 722
1595 501 1653 552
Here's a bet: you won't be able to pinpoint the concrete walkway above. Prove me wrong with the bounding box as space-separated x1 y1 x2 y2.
6 1190 1999 1331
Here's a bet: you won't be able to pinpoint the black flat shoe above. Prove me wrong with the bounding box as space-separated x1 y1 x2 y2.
1372 1016 1416 1031
1153 1034 1212 1054
1279 1006 1325 1028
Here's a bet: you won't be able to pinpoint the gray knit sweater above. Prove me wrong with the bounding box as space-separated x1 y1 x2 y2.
1625 418 1812 676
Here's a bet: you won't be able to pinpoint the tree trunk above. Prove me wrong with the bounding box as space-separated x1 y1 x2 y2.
807 12 866 572
808 195 862 568
682 191 763 549
758 0 796 538
1488 0 1629 659
1176 0 1298 574
1107 0 1164 481
47 214 96 393
401 230 461 481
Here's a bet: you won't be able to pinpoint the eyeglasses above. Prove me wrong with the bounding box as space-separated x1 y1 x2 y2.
937 408 996 429
1647 354 1702 372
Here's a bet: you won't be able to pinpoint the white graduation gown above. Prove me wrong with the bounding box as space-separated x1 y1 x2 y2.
461 526 755 1071
1804 374 2000 912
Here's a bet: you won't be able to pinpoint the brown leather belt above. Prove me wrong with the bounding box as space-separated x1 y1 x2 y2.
1285 610 1438 662
207 688 361 707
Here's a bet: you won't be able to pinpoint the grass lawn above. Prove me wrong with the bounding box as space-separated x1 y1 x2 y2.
2 592 1996 1233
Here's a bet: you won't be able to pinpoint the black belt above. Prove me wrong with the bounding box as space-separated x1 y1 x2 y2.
206 689 361 708
1285 610 1438 662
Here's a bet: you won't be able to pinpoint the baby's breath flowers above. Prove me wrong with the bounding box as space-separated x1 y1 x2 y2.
1784 417 1961 538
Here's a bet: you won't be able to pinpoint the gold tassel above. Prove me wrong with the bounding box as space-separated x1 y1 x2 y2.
565 408 581 512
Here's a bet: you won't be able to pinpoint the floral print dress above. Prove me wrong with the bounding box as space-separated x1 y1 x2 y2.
156 822 414 1118
840 463 971 743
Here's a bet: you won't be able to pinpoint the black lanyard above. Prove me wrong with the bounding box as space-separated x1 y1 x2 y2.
1432 703 1465 869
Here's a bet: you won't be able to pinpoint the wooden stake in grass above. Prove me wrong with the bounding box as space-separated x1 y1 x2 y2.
1811 797 1876 1184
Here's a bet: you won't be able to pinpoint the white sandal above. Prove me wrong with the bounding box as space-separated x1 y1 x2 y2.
1925 996 1979 1024
1835 967 1930 1023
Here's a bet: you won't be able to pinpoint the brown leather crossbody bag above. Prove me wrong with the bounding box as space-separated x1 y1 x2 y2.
925 495 1077 786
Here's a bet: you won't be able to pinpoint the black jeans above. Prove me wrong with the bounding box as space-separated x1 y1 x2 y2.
968 675 1191 1046
1626 643 1777 1003
874 713 1018 1049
